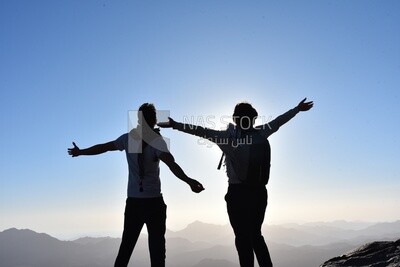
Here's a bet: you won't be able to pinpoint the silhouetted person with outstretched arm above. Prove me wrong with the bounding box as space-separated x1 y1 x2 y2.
158 98 313 267
68 103 204 267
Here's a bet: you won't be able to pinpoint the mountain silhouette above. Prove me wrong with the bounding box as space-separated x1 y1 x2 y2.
167 220 233 244
0 228 118 267
1 220 399 267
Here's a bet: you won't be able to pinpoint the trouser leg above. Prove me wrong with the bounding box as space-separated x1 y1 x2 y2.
252 188 273 267
145 198 167 267
226 187 254 267
114 198 144 267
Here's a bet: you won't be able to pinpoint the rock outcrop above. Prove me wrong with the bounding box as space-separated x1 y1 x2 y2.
321 239 400 266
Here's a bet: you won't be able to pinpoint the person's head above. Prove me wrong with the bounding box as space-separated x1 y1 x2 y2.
138 103 157 128
232 102 258 130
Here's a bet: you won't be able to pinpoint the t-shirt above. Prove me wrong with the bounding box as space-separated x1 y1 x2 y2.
114 128 169 198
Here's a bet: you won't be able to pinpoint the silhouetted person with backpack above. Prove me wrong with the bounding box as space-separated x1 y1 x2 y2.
158 98 313 267
68 103 204 267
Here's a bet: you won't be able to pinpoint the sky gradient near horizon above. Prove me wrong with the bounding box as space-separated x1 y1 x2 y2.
1 0 399 239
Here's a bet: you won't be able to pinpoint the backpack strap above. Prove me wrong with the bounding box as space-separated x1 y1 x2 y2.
217 152 225 170
138 128 161 192
138 140 147 192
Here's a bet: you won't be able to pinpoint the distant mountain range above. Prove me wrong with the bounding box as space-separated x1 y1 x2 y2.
167 220 400 247
1 220 399 267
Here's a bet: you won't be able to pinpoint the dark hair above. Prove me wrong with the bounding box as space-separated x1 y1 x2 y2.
138 103 157 128
233 102 258 129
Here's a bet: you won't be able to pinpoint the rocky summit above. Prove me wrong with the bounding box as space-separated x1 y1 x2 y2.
321 239 400 267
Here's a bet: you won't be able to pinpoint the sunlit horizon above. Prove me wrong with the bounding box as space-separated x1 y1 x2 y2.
1 0 399 245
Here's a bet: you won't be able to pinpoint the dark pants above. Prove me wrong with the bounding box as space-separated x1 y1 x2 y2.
114 197 167 267
225 184 273 267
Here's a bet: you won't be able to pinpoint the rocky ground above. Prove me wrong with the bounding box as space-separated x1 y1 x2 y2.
321 239 400 267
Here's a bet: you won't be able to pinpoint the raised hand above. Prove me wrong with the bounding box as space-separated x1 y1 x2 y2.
157 117 176 128
297 98 314 111
68 142 81 157
188 179 205 193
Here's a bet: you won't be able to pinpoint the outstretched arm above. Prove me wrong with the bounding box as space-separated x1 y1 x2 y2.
158 118 227 142
159 152 204 193
262 98 314 136
68 141 118 157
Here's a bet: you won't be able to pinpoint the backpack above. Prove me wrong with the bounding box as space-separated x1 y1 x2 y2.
218 128 271 185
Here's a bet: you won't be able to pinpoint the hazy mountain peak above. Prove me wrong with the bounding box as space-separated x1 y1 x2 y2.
1 227 59 242
2 228 35 234
303 220 376 230
1 227 18 232
168 221 233 244
187 220 225 228
73 236 114 245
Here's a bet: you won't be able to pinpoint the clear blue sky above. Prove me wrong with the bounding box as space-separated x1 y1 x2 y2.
1 0 399 238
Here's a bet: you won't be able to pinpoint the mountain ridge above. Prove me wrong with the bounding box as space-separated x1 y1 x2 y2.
1 220 399 267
